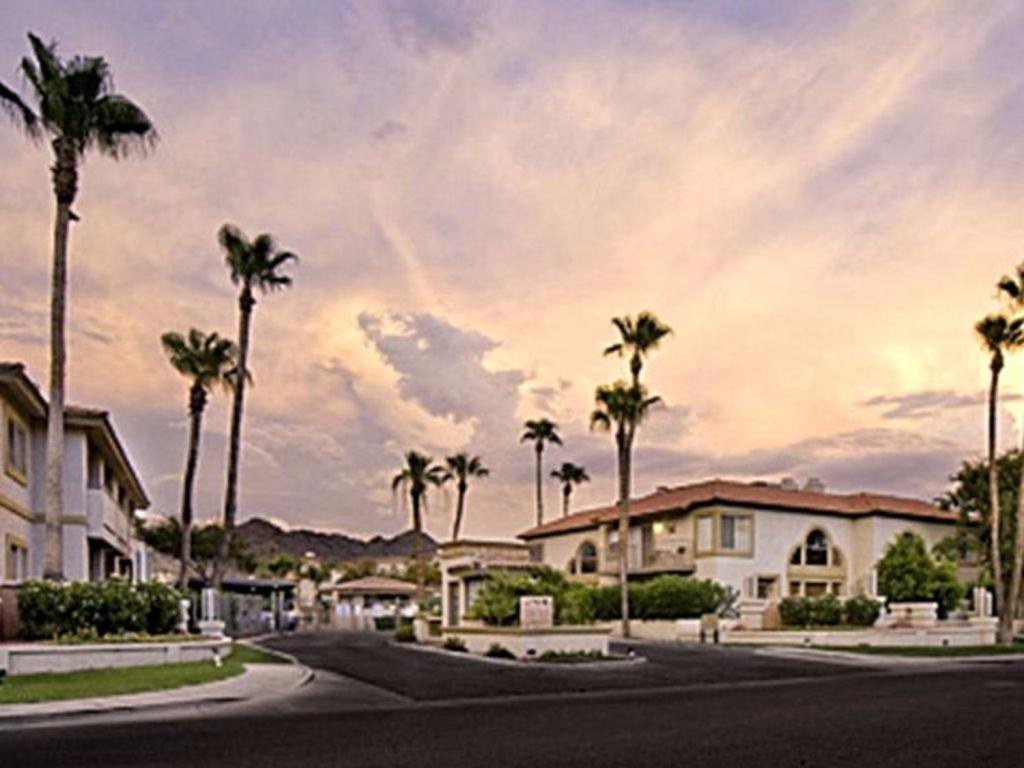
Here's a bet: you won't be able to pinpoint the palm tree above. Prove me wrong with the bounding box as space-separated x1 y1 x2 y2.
975 313 1023 643
214 224 297 587
443 453 490 541
997 265 1024 640
521 419 562 526
1 33 155 578
392 451 446 600
591 382 661 638
161 329 238 590
604 312 672 388
551 462 590 517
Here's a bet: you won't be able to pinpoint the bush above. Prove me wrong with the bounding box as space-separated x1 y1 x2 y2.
808 594 842 626
877 533 964 613
843 595 881 627
373 616 397 632
394 624 416 642
443 635 467 652
631 576 730 620
592 585 622 621
485 643 516 659
16 580 180 640
558 585 597 625
778 596 810 627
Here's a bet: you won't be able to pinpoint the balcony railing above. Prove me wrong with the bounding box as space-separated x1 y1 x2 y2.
603 544 694 574
86 489 131 552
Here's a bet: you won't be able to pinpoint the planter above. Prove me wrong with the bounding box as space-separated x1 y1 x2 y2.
442 625 610 659
887 602 939 628
0 637 232 676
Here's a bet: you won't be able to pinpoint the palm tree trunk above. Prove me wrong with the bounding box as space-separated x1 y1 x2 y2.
215 288 253 588
1009 412 1024 640
451 484 466 541
535 444 544 527
563 486 571 517
988 366 1010 643
412 490 424 602
179 388 205 590
618 431 633 638
43 142 77 581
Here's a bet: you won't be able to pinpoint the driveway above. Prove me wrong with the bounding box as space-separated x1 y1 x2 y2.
259 630 865 701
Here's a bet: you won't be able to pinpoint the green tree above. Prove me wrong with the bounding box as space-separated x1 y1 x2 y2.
443 453 490 541
974 313 1023 642
998 264 1024 638
591 381 661 637
604 311 672 388
550 462 590 517
161 329 238 589
215 224 298 587
520 419 562 526
1 33 156 579
876 532 963 615
392 451 446 600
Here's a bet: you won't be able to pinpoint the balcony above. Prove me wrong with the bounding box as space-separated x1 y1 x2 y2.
603 543 695 575
86 488 131 554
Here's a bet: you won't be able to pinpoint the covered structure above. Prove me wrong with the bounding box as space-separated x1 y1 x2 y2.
321 575 417 631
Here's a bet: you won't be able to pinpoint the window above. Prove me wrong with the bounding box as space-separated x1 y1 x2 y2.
696 515 713 552
5 416 28 481
805 529 829 566
577 542 598 574
5 537 28 582
756 577 778 599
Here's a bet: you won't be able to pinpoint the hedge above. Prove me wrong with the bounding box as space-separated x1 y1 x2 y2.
468 570 732 626
778 594 882 628
17 580 182 640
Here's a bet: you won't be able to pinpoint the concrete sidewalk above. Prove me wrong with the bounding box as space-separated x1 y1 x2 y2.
0 662 312 725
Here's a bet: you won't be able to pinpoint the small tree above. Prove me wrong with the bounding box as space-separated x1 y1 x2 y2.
876 533 963 615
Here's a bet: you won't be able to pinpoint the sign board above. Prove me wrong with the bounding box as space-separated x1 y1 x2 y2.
519 596 554 629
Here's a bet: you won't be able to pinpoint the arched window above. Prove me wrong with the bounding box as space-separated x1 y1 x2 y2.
577 542 598 574
805 529 829 566
786 528 846 597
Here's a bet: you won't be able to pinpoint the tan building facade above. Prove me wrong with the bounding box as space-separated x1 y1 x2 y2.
519 479 958 600
0 363 149 584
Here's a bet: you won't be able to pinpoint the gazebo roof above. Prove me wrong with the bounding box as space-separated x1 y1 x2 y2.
325 576 418 596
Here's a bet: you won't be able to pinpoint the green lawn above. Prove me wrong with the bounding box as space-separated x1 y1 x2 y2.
814 643 1024 658
0 642 289 705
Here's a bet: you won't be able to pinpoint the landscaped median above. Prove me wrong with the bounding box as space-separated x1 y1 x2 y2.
0 643 290 706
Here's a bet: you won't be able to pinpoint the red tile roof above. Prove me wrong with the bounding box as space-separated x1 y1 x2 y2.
519 479 956 539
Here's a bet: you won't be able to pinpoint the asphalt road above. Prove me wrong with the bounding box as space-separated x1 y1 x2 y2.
2 633 1024 768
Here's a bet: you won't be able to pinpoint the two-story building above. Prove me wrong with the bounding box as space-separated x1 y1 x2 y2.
518 478 958 600
1 362 150 583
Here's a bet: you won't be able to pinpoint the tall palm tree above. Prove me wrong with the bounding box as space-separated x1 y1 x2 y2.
521 419 562 527
392 451 446 600
604 312 672 388
214 224 297 587
551 462 590 517
443 453 490 541
591 382 661 638
161 329 238 590
997 265 1024 639
975 313 1023 643
1 33 155 578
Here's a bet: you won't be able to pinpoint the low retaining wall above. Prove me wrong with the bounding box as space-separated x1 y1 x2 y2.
722 619 997 648
0 637 232 676
444 626 611 658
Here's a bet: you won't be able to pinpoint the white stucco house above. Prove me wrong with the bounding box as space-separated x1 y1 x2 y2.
518 478 959 601
0 362 150 584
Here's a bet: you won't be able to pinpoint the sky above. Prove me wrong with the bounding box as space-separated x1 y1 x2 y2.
3 1 1024 542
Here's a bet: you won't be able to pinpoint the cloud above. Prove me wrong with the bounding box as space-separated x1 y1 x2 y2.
384 0 490 56
862 390 1022 420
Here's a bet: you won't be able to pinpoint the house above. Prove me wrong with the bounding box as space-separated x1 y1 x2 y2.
320 575 418 630
0 362 150 584
518 478 958 601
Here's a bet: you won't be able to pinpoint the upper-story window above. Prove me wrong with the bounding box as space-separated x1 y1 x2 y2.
789 529 842 568
576 541 598 574
104 464 114 494
696 511 753 556
5 415 28 483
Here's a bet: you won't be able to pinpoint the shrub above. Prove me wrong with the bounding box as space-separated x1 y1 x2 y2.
877 533 964 612
468 571 534 626
778 596 810 627
16 580 180 640
630 576 728 620
808 594 842 626
443 636 467 652
373 616 397 632
394 624 416 642
485 643 516 659
843 594 881 627
592 585 622 621
558 585 597 625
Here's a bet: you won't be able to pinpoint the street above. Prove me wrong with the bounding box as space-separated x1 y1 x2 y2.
2 633 1023 767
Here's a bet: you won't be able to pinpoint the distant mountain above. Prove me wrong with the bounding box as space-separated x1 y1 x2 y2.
234 517 438 563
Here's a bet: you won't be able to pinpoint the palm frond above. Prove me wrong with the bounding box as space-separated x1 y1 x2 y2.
91 94 157 158
0 79 40 139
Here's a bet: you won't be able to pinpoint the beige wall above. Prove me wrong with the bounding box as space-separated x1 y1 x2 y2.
1 395 34 583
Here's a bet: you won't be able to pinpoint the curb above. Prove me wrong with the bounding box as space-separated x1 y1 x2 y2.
756 645 1024 666
389 639 648 670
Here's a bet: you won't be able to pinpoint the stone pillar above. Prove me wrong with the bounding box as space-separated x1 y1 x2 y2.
198 588 226 637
